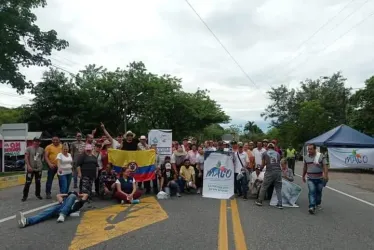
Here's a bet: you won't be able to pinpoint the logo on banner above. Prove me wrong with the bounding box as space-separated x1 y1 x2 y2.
345 149 368 164
128 162 138 172
152 137 158 144
205 160 232 178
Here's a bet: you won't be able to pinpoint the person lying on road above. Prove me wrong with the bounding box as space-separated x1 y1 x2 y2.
16 191 88 228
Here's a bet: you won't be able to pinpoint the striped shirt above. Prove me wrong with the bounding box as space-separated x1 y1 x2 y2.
304 153 327 179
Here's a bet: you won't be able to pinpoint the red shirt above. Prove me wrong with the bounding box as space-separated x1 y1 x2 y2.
100 149 108 171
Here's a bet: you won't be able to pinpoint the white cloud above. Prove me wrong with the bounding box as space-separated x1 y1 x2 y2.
1 0 374 132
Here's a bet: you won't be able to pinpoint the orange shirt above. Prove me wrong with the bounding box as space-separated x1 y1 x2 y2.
246 150 255 169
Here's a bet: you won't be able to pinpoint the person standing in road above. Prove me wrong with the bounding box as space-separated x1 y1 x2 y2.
302 144 329 214
286 145 296 176
71 133 85 189
56 143 73 194
44 136 62 199
252 141 266 169
255 143 283 209
22 137 44 202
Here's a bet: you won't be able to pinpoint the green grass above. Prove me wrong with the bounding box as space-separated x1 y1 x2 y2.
0 171 24 177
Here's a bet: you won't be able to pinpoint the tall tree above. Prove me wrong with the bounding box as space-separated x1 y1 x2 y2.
0 0 68 93
0 106 24 125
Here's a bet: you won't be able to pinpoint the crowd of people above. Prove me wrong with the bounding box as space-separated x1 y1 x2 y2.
16 123 329 228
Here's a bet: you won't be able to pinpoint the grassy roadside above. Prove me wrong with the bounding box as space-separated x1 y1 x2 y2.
0 171 24 177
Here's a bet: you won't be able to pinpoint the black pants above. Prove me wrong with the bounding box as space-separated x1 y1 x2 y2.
144 179 158 194
234 173 242 196
23 171 42 198
287 158 295 175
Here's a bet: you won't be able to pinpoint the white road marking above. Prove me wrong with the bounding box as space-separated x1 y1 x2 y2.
295 174 374 208
0 202 59 224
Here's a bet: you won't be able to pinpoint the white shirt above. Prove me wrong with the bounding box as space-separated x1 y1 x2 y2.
112 139 121 149
250 171 264 184
196 154 204 170
233 151 249 173
253 148 266 166
56 153 73 175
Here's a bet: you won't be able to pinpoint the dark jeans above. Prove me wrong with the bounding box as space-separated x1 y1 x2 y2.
23 171 42 198
258 171 282 204
45 167 57 195
234 173 242 196
239 175 249 198
287 158 296 175
307 178 324 208
167 180 180 194
73 165 78 187
144 178 158 194
58 174 72 194
26 194 77 226
178 177 186 193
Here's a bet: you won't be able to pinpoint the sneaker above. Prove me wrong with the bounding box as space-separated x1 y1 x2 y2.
316 205 323 210
308 207 315 214
16 211 27 228
36 196 43 200
57 214 65 223
197 188 201 194
276 204 283 209
46 194 52 199
255 200 263 206
21 197 27 202
176 193 181 197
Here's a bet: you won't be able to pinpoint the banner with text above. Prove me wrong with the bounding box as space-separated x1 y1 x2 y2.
148 129 172 157
4 141 26 156
203 152 234 199
270 179 302 207
328 147 374 169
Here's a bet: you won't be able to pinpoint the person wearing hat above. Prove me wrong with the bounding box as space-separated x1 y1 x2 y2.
77 144 100 197
255 142 283 208
233 143 250 198
262 139 269 150
137 135 149 150
159 156 181 197
22 137 44 202
250 165 264 198
121 131 139 151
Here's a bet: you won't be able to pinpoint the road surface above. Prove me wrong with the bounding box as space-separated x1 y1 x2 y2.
1 163 374 250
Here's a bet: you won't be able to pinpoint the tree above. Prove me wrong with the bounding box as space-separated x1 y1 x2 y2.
0 0 69 93
243 121 263 135
0 106 24 126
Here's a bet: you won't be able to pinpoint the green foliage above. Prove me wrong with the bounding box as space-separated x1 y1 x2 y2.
0 0 69 93
0 106 24 125
21 61 229 139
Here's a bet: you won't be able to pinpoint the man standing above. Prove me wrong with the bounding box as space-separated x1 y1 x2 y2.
255 143 283 209
302 144 328 214
286 145 296 176
71 133 85 188
137 135 149 150
45 136 62 199
233 144 249 197
22 138 44 202
252 141 266 169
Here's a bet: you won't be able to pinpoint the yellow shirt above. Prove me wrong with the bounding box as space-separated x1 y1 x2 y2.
180 165 195 182
45 143 62 165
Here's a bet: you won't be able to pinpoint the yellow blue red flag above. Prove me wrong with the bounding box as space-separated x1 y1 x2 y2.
108 149 156 182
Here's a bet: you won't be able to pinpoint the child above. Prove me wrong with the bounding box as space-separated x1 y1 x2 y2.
179 159 196 193
237 167 250 200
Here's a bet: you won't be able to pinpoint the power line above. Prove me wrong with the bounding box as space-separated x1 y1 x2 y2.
183 0 258 88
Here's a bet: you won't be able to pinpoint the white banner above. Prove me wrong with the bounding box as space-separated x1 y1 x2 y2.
203 152 234 199
148 129 172 156
4 141 26 156
328 147 374 169
270 179 302 207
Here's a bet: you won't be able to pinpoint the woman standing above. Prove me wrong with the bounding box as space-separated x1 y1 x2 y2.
77 144 99 197
114 167 142 204
196 147 205 194
56 143 73 194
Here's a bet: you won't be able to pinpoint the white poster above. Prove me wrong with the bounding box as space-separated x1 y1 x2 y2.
270 179 302 208
328 147 374 169
203 152 234 199
4 141 26 156
148 129 172 155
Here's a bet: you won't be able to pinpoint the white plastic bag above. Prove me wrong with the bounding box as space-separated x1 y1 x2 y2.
157 191 170 200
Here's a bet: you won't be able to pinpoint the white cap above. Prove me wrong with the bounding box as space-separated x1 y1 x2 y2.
140 135 147 140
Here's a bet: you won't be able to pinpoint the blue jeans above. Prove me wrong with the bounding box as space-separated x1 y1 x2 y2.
26 194 77 226
45 167 57 195
58 174 72 194
73 166 78 187
178 177 186 193
307 178 324 208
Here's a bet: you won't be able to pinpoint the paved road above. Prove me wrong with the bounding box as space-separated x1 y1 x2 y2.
1 163 374 250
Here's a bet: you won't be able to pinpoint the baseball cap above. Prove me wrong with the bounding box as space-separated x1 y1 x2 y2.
140 135 147 140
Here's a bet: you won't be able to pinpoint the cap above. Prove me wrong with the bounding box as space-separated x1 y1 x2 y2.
125 131 134 136
85 144 93 151
231 141 238 145
262 139 269 142
33 137 40 142
183 138 188 141
268 143 275 148
140 135 147 140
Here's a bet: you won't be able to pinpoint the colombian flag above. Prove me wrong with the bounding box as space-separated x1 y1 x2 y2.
108 149 156 182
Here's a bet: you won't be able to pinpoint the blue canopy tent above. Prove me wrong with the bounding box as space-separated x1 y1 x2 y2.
305 124 374 148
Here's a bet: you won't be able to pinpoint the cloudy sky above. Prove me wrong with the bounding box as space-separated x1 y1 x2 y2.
1 0 374 132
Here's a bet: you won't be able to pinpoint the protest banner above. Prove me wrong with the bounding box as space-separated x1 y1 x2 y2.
4 141 26 157
270 179 302 207
203 151 234 199
328 147 374 169
148 129 172 157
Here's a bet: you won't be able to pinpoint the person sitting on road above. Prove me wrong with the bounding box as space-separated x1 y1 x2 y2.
281 158 294 182
179 159 197 193
159 156 181 197
250 166 264 198
17 191 88 228
113 167 142 204
98 167 118 198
